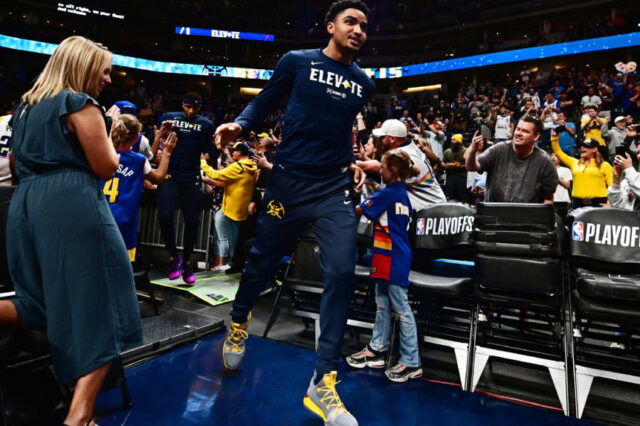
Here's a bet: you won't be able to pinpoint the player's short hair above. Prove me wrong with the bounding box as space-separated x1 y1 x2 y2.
519 114 543 135
324 0 370 27
182 92 202 106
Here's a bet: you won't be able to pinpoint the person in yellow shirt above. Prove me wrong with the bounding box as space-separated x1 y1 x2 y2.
580 104 608 157
201 142 258 271
551 130 612 208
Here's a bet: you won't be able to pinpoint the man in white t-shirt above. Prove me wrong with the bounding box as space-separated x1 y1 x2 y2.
493 104 514 143
580 87 602 116
0 115 13 186
372 119 446 209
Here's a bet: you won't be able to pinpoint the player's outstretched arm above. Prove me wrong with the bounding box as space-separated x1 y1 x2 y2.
214 122 243 150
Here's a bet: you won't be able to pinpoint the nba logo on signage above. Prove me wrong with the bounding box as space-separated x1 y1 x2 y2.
572 221 584 241
416 218 425 235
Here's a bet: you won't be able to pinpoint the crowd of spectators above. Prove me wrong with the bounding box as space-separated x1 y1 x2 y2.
3 58 640 265
185 61 639 265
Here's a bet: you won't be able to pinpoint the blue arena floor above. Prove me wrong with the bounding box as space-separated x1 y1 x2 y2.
94 333 595 425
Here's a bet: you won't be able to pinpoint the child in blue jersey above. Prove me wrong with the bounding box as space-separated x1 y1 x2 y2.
102 114 176 262
347 149 424 383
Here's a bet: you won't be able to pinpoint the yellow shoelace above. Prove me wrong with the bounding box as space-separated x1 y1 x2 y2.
318 374 347 413
226 325 248 352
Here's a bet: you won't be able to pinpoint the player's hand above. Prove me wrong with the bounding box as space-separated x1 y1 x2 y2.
214 122 243 150
349 163 366 193
155 121 173 139
163 132 177 155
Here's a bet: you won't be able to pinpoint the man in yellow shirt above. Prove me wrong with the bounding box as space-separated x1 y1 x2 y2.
201 142 258 270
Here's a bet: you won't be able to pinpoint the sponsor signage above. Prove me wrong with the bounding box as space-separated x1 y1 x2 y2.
176 27 274 42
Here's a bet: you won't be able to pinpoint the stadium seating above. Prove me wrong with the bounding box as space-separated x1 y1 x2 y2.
470 203 570 415
567 207 640 419
407 203 476 390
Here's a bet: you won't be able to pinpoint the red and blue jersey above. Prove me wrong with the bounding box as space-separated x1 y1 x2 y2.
100 150 147 255
359 181 412 287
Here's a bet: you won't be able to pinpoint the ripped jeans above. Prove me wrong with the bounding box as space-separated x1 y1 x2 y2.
369 279 421 368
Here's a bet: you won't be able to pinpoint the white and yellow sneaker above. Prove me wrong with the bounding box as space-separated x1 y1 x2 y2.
222 312 251 370
303 371 358 426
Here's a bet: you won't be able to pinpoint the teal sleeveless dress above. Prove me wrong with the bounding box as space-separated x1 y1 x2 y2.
7 90 142 383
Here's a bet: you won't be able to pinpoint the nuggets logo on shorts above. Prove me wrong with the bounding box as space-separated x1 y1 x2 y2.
572 221 584 241
416 218 425 235
266 200 285 220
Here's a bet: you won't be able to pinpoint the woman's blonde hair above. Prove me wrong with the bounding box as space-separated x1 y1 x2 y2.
382 149 420 181
111 114 142 148
580 149 606 169
22 36 112 105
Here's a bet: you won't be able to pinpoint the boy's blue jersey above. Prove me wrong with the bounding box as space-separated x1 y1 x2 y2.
359 181 412 287
235 49 375 179
100 150 146 250
159 112 215 184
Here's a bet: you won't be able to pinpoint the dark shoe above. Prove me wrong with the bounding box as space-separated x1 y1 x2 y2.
346 345 387 369
385 363 423 383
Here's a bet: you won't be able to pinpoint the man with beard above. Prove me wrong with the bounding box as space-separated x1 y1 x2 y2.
360 119 446 208
442 134 468 201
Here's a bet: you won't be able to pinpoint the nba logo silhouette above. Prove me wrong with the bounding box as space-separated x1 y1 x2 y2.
416 218 425 235
572 221 584 241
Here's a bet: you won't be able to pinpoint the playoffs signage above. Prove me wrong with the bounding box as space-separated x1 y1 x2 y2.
572 221 640 248
570 208 640 265
412 204 475 250
416 216 474 236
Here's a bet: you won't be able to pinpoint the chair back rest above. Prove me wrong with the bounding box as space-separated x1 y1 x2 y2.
286 225 324 285
475 202 556 232
569 207 640 272
411 203 475 256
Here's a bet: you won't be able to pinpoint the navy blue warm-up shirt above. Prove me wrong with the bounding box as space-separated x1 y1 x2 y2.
235 49 375 179
160 112 215 184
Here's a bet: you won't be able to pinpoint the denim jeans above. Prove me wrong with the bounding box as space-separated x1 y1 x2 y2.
214 210 241 259
369 279 421 368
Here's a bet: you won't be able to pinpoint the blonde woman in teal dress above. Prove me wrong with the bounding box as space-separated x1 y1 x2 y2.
0 36 141 426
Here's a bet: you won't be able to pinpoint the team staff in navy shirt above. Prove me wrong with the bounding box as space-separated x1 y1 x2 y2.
153 92 216 284
214 2 373 425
